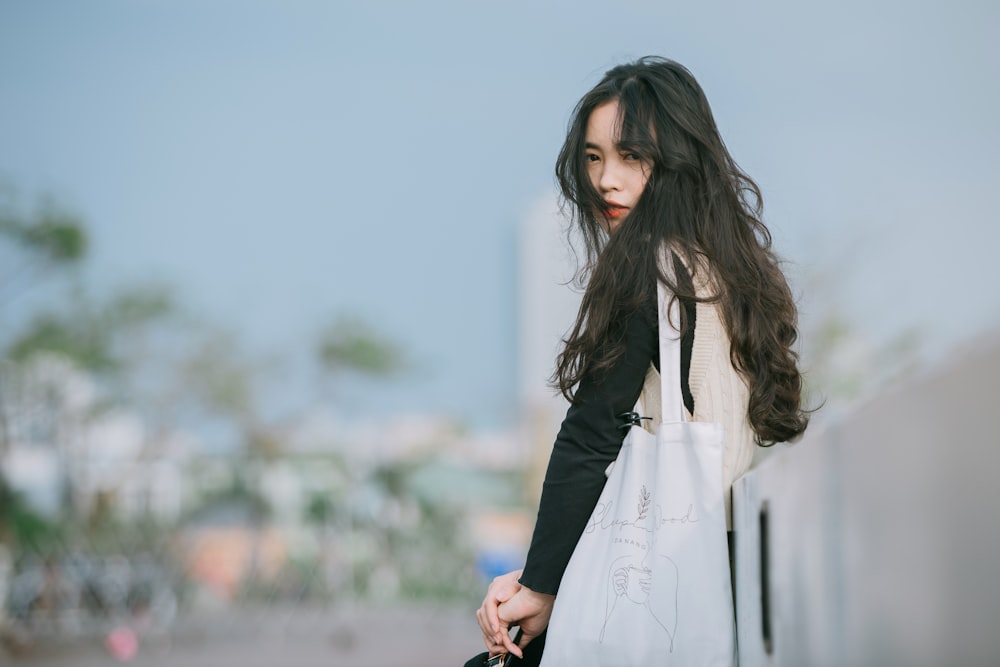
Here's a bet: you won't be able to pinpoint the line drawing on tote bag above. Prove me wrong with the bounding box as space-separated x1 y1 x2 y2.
600 554 678 651
587 483 681 652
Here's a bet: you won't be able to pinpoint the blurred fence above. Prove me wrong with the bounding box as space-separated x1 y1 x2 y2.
0 434 502 663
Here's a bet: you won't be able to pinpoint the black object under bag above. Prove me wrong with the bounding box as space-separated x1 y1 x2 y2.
463 628 546 667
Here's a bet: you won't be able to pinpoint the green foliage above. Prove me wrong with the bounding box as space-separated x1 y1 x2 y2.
106 285 174 327
8 310 117 370
5 285 175 373
304 492 334 526
363 457 479 601
0 473 63 550
372 460 415 498
318 315 404 376
17 209 88 263
178 332 255 417
0 190 87 265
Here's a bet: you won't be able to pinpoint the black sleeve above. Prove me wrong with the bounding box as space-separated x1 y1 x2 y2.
517 289 695 596
518 306 658 595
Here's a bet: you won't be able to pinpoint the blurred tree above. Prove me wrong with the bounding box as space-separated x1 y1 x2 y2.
1 286 179 525
1 183 454 608
311 315 417 599
318 315 405 377
0 472 60 551
366 455 479 600
0 187 90 551
5 286 172 373
0 186 87 307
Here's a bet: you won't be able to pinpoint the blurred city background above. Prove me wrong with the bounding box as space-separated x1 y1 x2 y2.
1 1 998 665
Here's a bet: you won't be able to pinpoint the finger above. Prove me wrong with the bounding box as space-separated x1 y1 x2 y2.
484 629 511 656
479 607 506 652
475 606 497 639
476 600 510 641
495 605 523 659
482 605 512 649
499 628 523 659
486 581 520 633
485 595 503 634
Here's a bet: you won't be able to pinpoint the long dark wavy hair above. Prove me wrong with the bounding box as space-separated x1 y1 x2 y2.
553 57 809 445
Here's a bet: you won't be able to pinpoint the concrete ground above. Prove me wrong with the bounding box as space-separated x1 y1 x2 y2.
1 603 485 667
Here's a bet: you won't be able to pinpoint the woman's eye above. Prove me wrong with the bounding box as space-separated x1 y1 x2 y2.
624 152 641 161
585 153 600 162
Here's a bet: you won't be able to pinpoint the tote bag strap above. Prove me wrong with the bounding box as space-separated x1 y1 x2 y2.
657 253 685 425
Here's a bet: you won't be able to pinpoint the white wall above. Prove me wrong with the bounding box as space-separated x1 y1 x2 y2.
733 333 1000 666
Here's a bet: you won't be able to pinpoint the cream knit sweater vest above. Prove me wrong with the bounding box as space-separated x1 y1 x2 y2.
637 262 755 530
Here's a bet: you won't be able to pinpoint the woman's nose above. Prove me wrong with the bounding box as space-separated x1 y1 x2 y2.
599 160 622 192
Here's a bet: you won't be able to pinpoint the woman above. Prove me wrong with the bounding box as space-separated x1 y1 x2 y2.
475 56 809 661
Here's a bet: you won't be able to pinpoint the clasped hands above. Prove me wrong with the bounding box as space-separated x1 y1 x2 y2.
475 569 555 659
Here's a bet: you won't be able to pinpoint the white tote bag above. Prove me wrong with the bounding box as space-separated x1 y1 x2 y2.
539 277 737 667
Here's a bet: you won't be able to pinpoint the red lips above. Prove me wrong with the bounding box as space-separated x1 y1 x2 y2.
605 202 628 218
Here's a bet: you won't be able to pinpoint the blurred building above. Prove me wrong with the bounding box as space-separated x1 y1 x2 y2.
515 192 582 501
0 354 192 522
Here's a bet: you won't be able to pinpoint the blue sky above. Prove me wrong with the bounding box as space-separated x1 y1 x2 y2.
2 0 998 429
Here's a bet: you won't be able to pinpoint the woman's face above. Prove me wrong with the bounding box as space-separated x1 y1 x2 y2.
585 99 652 232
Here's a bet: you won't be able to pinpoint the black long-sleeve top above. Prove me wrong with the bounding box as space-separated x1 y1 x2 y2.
518 290 695 595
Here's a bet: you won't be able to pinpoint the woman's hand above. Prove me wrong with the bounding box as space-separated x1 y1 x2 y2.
475 569 555 659
497 585 555 658
476 570 522 654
